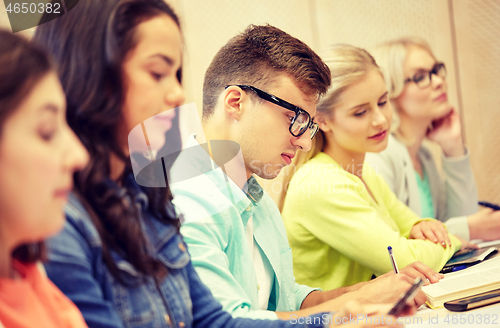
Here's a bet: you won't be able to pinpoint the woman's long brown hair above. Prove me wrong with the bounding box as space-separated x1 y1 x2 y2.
34 0 182 284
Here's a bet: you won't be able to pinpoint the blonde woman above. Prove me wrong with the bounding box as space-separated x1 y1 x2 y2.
280 44 463 291
365 37 500 241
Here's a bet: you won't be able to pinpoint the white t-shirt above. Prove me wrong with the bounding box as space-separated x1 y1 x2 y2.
245 216 273 310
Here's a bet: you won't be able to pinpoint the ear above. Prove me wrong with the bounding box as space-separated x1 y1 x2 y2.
316 114 332 133
222 86 247 121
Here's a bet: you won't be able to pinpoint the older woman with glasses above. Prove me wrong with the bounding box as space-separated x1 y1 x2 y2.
365 37 500 242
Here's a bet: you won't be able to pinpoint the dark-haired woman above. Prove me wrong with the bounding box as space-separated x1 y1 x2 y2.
32 1 404 328
0 30 89 328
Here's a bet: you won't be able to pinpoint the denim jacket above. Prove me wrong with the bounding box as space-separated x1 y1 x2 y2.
45 174 327 328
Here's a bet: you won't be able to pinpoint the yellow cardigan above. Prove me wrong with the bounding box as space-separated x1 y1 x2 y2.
282 152 461 290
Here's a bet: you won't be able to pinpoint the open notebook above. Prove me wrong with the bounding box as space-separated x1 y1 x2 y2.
423 256 500 308
440 247 498 273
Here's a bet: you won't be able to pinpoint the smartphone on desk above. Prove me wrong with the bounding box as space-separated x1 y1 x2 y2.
388 278 424 316
444 288 500 311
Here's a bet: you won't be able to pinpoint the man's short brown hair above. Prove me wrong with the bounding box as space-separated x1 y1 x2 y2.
202 24 331 121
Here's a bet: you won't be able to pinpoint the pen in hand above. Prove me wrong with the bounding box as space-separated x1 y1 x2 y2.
387 246 399 274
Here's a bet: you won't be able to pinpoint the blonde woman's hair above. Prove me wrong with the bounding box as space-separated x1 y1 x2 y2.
278 44 380 211
370 37 436 143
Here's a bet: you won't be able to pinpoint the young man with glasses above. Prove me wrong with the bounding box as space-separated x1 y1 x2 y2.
170 26 437 320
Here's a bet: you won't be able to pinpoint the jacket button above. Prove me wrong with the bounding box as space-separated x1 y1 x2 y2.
257 284 260 290
245 205 252 211
179 322 185 327
164 314 171 325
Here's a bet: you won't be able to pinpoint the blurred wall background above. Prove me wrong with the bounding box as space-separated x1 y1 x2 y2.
1 0 498 205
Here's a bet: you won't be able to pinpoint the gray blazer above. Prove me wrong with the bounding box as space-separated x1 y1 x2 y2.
365 134 479 240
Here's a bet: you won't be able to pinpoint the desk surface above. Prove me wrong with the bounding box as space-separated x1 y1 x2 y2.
406 302 500 327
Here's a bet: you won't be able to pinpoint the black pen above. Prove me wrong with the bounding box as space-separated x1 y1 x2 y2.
478 201 500 211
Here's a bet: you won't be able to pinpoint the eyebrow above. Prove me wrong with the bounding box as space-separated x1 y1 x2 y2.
409 64 435 74
348 103 369 111
149 54 174 66
411 68 428 74
347 92 389 111
40 104 59 114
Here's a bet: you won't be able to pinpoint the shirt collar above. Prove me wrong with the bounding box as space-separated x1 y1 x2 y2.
186 134 265 206
244 175 264 205
173 134 250 214
175 134 267 214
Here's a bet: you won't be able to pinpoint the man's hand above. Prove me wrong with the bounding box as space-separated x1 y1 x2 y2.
381 261 443 286
354 272 427 307
296 262 439 318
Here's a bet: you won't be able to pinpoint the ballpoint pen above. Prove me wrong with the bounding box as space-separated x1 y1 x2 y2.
479 201 500 211
387 246 399 274
441 265 469 274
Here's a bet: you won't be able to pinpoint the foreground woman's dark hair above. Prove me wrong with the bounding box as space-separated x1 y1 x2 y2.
33 0 181 284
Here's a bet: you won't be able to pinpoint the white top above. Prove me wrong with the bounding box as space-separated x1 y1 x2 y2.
245 216 273 310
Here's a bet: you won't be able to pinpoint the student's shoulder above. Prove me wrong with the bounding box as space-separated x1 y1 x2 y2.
291 152 345 181
382 134 408 160
370 133 405 157
362 160 398 198
171 174 243 227
365 134 409 178
61 192 102 247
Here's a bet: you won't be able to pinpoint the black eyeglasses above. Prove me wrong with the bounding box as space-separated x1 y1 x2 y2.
404 62 446 89
224 85 319 139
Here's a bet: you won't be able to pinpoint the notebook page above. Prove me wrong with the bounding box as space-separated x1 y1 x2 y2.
423 257 500 298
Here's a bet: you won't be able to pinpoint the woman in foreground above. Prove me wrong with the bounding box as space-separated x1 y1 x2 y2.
0 30 89 328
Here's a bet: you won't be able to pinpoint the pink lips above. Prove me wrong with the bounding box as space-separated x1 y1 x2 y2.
369 130 387 141
54 184 72 200
434 93 448 102
154 112 176 121
54 189 70 200
281 153 295 165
